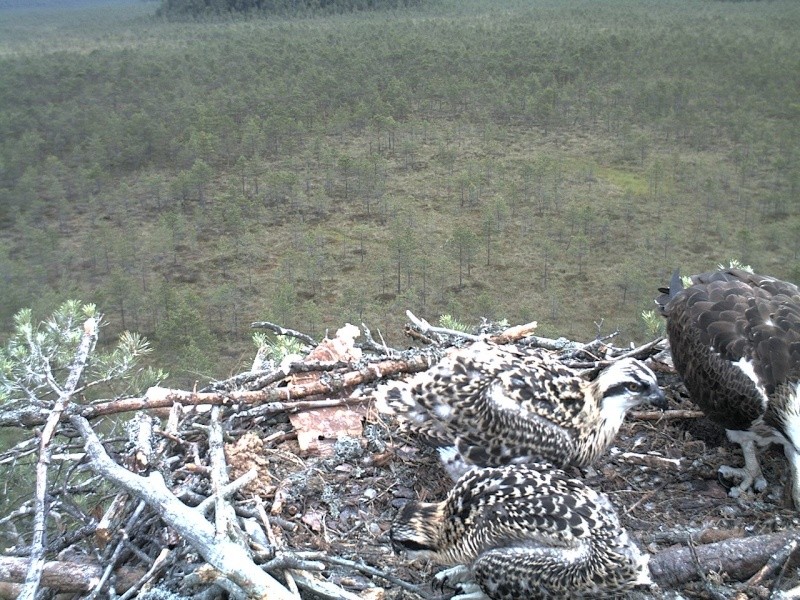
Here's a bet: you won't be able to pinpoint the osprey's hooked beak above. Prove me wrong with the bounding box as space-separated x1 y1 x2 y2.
655 268 684 314
668 269 684 297
647 385 668 410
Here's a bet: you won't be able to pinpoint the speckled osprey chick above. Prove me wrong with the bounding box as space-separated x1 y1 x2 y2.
375 341 665 478
391 464 652 599
657 268 800 508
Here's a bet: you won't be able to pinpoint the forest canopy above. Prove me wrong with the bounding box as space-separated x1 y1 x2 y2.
156 0 427 17
0 0 798 386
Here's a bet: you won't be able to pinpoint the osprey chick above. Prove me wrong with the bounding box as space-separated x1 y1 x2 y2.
375 341 665 479
657 268 800 508
391 464 652 599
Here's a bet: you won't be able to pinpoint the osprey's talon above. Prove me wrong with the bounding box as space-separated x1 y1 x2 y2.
719 465 767 495
433 565 470 592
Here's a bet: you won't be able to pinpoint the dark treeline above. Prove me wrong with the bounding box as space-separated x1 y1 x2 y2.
157 0 426 17
0 0 139 9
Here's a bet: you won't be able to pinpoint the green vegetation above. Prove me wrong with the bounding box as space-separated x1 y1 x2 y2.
0 300 164 404
0 299 164 545
1 0 798 383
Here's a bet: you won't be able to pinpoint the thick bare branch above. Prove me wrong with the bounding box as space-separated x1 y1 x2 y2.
250 321 317 347
208 405 237 539
650 529 800 588
68 413 297 600
0 354 436 427
97 355 435 415
0 556 144 593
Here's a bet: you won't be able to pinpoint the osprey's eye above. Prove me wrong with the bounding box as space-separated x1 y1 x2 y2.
625 381 644 392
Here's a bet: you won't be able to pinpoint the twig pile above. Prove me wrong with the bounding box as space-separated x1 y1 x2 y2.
0 312 798 599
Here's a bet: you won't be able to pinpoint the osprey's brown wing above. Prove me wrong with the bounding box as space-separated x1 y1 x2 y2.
661 269 800 433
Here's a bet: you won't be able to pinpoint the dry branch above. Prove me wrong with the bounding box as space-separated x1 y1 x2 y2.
287 570 363 600
649 529 800 588
208 405 237 539
250 321 318 347
743 537 798 589
567 337 667 372
90 499 146 598
0 355 437 428
629 409 706 421
204 360 351 393
616 451 683 470
20 317 98 600
116 547 172 600
404 310 482 341
0 556 144 592
404 309 541 347
67 413 298 600
119 356 435 407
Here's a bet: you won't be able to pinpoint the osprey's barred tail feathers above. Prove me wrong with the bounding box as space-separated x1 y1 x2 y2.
373 348 498 460
374 348 490 424
374 374 464 452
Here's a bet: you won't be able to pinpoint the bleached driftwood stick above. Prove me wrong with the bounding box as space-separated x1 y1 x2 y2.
208 405 236 540
19 317 98 600
68 413 298 600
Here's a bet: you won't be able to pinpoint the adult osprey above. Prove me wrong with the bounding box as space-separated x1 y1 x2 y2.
657 268 800 508
375 341 665 480
390 463 652 599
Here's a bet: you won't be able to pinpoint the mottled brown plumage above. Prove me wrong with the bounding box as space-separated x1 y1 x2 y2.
391 464 652 599
657 268 800 507
375 341 665 479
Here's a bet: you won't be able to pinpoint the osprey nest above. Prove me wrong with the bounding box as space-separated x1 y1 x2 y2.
0 311 799 599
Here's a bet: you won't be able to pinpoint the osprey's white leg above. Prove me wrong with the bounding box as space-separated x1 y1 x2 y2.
783 444 800 509
433 564 472 588
433 565 489 600
720 432 768 496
